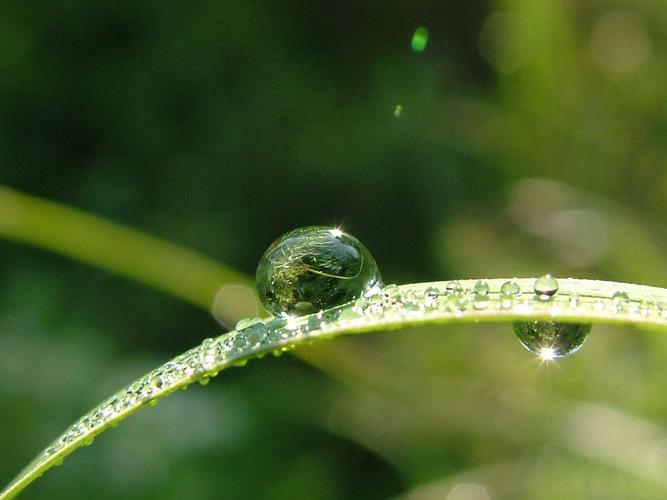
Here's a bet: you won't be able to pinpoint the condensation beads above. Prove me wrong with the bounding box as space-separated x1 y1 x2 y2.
256 226 382 317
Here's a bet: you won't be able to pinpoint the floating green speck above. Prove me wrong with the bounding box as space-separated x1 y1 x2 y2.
411 26 429 52
393 104 402 117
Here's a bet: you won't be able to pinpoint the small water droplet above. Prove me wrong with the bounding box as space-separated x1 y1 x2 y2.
256 226 382 317
569 293 580 309
240 322 269 348
611 291 629 311
500 279 521 308
639 300 652 317
235 317 264 331
473 280 489 309
393 104 402 117
500 280 521 296
198 377 210 386
534 274 559 300
513 321 591 358
445 281 464 295
473 280 490 295
233 333 250 350
199 338 223 369
423 286 441 309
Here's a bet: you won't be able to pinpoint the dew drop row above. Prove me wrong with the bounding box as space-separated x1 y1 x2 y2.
34 275 667 472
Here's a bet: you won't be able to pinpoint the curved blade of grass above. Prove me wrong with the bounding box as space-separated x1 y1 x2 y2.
3 277 667 499
0 185 256 311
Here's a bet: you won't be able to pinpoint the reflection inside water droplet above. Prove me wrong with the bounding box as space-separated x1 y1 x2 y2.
513 321 591 358
256 226 382 317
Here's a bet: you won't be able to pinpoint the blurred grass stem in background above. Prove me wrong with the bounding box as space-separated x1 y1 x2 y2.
0 185 259 315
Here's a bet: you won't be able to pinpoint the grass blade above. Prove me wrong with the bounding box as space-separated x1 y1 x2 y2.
2 277 667 498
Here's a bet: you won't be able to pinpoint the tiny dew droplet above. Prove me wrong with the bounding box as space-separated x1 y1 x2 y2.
256 226 382 317
500 279 521 297
471 281 489 309
500 279 521 308
394 104 402 117
513 321 591 359
473 280 490 295
569 293 580 309
534 274 559 300
639 300 652 317
422 286 441 310
611 291 629 311
243 322 269 347
235 317 264 331
445 281 463 295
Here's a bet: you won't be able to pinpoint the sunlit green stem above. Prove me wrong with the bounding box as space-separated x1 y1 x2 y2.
0 185 256 311
3 277 667 499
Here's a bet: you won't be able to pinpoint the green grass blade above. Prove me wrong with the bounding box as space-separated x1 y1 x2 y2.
2 277 667 499
0 185 255 310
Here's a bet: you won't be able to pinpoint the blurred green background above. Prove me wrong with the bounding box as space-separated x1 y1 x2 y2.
1 0 667 498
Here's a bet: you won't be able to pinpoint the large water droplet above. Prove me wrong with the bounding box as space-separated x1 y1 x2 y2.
256 227 382 317
513 321 591 359
534 274 559 300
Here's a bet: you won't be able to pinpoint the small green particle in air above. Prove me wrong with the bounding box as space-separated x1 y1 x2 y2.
411 26 429 52
394 104 402 117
